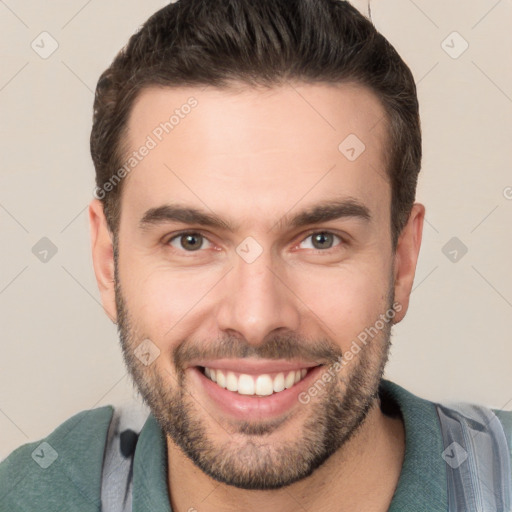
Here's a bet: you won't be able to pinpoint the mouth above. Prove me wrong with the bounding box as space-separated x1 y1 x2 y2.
187 360 325 420
200 366 311 397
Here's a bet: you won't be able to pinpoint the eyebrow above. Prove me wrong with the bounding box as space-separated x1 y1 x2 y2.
138 197 371 233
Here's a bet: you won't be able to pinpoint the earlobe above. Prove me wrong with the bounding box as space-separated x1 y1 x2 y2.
392 203 425 324
89 199 118 323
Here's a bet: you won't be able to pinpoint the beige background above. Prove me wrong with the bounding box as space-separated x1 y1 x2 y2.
1 0 511 458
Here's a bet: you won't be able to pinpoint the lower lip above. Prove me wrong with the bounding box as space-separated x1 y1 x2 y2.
188 365 324 421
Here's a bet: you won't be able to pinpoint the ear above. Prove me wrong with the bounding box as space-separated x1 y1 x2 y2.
392 203 425 324
89 199 117 323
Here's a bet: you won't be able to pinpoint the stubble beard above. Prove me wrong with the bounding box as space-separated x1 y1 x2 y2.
113 255 394 490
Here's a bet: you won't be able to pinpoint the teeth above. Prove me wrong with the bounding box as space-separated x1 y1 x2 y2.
284 371 295 389
216 369 226 388
226 371 237 391
203 367 311 396
255 375 274 396
273 372 285 392
238 374 255 395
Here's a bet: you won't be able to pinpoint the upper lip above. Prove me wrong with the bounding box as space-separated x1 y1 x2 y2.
188 358 323 374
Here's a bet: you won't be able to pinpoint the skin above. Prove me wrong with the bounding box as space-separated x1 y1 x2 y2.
89 82 424 512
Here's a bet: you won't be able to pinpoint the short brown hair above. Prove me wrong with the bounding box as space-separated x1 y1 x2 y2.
90 0 421 249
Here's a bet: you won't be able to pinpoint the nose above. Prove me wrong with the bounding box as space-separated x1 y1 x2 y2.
216 244 301 346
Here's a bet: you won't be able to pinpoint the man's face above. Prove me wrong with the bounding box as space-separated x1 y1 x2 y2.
111 83 398 489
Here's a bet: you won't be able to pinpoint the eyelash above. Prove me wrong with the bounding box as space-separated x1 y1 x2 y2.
164 230 347 255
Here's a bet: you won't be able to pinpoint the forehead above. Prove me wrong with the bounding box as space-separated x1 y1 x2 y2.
120 82 390 230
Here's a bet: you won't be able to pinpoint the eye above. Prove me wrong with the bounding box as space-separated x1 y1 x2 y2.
167 231 213 252
298 231 343 251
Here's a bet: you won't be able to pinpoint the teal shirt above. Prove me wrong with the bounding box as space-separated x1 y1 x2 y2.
1 380 511 511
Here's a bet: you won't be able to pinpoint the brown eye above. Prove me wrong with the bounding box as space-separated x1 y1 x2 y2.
299 232 342 251
168 232 212 252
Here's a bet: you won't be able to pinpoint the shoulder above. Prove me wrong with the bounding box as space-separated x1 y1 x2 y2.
435 400 512 479
492 408 512 459
0 405 114 512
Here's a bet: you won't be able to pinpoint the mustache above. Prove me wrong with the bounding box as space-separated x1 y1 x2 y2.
173 331 343 371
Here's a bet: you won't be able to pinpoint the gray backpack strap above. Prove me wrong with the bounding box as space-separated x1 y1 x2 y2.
436 402 512 512
100 401 151 512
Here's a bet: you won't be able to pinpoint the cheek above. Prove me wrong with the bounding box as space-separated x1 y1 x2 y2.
121 262 219 339
290 264 390 346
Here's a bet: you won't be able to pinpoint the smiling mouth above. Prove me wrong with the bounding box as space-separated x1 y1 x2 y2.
199 366 318 397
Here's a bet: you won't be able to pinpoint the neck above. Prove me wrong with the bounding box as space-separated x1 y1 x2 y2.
166 398 405 512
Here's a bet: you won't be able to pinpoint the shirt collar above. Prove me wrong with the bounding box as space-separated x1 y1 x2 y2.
382 379 448 511
132 411 172 512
